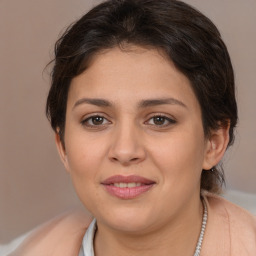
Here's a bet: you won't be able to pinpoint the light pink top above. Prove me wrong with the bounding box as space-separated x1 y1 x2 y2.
10 193 256 256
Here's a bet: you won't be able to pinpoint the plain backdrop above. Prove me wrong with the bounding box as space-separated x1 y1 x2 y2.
0 0 255 243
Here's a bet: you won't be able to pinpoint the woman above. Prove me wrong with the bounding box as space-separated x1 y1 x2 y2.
11 0 256 255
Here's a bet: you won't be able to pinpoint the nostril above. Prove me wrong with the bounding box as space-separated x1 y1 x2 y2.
110 156 141 165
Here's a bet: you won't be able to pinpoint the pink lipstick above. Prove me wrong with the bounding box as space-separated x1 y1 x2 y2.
101 175 155 199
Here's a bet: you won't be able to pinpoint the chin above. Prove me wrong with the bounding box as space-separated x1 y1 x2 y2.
96 206 159 234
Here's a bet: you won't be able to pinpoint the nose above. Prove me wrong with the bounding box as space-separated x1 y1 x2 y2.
108 122 146 166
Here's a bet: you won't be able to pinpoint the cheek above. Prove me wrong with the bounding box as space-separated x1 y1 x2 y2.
150 128 205 183
64 135 106 210
65 133 107 179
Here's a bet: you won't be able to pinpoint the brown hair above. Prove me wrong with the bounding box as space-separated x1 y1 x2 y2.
46 0 238 193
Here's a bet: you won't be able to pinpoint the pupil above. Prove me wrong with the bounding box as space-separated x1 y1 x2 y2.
154 116 165 125
92 116 103 125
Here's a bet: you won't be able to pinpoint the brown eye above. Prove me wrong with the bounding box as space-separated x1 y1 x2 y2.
81 115 110 127
147 115 176 127
153 116 166 125
91 116 104 125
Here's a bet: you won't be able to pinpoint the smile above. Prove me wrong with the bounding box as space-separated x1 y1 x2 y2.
113 182 142 188
101 175 155 199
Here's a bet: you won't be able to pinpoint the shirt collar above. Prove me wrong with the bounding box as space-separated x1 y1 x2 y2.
79 218 97 256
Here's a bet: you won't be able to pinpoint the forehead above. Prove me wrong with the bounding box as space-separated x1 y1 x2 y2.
68 45 199 110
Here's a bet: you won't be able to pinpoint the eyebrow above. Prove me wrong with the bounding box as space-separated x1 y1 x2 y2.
73 98 112 109
138 98 187 108
73 97 187 109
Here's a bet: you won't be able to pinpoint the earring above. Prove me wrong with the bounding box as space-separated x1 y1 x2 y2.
210 167 214 172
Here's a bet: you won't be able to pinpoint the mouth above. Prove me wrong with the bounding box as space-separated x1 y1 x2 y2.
101 175 156 199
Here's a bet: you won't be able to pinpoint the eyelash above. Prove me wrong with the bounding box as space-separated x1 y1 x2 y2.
81 114 176 129
81 114 111 128
145 114 176 127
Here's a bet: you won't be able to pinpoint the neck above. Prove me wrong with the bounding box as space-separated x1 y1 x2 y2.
94 197 203 256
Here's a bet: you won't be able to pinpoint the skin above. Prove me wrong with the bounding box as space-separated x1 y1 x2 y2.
56 45 229 256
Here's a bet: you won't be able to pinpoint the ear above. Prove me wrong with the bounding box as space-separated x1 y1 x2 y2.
55 131 70 172
203 123 230 170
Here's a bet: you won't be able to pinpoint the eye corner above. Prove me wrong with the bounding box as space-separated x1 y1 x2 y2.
145 114 177 128
80 114 112 129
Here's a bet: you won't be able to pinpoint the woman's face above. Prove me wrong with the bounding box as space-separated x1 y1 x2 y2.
57 46 213 234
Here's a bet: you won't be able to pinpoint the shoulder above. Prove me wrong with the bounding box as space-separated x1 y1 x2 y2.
205 192 256 226
9 208 93 256
204 192 256 255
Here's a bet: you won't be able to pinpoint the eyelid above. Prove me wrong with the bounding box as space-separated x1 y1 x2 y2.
81 113 112 128
80 112 176 129
145 113 176 127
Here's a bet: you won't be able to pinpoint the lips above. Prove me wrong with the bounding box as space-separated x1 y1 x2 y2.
101 175 155 199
